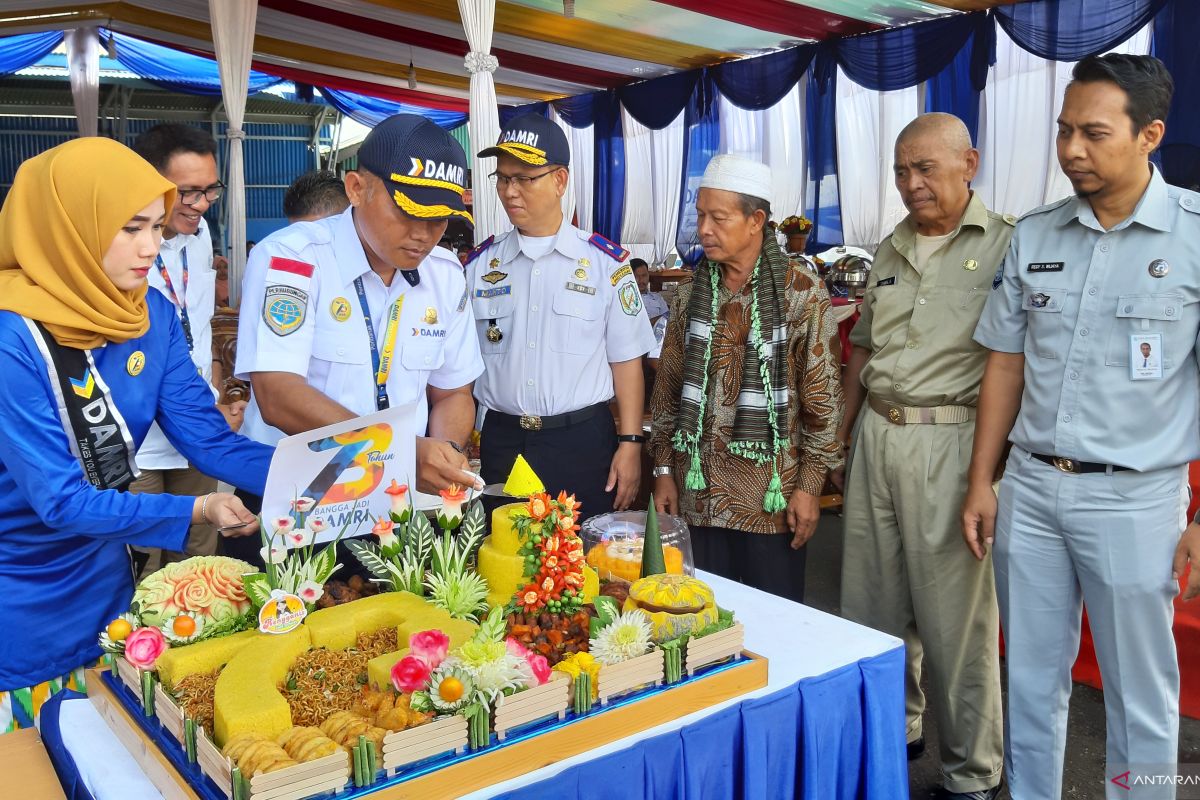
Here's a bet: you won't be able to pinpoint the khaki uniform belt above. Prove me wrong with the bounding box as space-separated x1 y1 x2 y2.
868 395 975 425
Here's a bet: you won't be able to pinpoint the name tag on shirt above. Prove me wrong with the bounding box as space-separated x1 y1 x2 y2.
875 276 896 287
1130 333 1164 381
565 282 596 295
1027 262 1064 273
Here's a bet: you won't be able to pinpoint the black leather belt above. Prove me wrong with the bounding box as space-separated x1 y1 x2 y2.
1030 453 1132 474
488 401 607 432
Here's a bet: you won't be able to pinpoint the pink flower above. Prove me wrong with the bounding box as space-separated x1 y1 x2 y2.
291 497 315 514
271 516 294 534
408 630 449 669
124 626 168 669
285 528 313 548
390 654 432 693
371 518 398 549
505 637 532 660
308 518 329 535
526 653 551 687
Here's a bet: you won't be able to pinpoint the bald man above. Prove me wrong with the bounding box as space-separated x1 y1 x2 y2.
836 114 1011 800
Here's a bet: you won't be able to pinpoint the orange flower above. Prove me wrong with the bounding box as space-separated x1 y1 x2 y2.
556 491 581 516
526 493 552 521
384 479 409 515
372 518 398 548
438 484 468 526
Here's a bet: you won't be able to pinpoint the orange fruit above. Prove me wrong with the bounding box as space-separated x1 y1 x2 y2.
438 676 464 702
172 615 197 637
106 618 132 642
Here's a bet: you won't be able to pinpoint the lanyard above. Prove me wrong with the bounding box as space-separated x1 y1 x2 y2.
353 276 404 411
156 247 194 352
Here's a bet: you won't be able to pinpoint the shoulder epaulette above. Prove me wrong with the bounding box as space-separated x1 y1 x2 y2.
464 236 495 267
1018 196 1072 222
588 232 629 262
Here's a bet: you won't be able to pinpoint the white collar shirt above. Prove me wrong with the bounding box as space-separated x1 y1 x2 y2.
467 220 655 417
135 217 217 470
975 165 1200 471
236 207 483 446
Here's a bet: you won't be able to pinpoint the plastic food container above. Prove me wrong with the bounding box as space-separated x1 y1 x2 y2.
582 511 694 584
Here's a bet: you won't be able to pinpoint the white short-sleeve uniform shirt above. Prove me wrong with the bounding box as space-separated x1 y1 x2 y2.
236 207 483 446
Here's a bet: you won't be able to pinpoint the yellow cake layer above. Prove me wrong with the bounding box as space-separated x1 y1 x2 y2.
478 539 525 609
305 591 431 650
213 627 311 747
365 616 478 690
488 503 526 553
154 629 259 691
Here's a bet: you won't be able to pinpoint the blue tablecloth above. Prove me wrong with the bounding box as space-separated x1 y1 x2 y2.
39 572 907 800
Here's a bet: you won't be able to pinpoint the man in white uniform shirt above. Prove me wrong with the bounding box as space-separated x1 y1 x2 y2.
129 124 245 574
230 115 483 564
466 113 655 521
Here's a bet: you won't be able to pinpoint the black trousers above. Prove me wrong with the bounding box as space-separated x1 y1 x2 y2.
480 405 617 526
690 525 807 604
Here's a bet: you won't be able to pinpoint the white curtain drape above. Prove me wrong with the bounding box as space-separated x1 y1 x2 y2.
717 84 807 222
649 111 684 265
976 24 1152 218
835 68 919 248
550 107 577 226
563 117 594 231
458 0 509 242
209 0 258 307
620 108 654 263
65 26 100 138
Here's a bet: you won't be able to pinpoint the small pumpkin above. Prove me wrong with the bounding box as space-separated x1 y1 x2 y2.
622 574 718 643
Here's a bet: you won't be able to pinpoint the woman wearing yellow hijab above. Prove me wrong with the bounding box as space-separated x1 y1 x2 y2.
0 138 271 729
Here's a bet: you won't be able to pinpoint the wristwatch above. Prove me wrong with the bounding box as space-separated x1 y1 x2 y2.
652 465 672 478
617 434 647 444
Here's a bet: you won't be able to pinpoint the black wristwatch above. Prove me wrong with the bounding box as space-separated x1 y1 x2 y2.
617 434 647 444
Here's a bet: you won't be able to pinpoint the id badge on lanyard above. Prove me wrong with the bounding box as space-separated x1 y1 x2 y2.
156 248 194 352
353 276 403 410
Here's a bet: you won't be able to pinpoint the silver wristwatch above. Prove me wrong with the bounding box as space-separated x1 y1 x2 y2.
652 465 672 478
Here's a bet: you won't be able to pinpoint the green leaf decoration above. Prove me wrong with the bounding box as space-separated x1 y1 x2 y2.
409 509 435 565
241 573 272 609
590 595 620 639
346 539 398 582
475 606 506 644
309 540 340 584
458 501 486 564
641 497 667 578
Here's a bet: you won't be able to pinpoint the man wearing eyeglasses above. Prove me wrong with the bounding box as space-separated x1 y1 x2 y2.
467 113 655 522
128 123 240 575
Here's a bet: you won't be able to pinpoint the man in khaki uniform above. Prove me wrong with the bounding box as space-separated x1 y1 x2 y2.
837 114 1011 800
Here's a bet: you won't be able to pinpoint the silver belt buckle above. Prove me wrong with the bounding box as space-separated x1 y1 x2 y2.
519 414 543 431
1052 457 1078 474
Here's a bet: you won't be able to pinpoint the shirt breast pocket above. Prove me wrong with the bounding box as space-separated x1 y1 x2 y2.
312 335 368 408
1104 293 1188 369
473 294 515 355
549 291 602 355
399 341 446 399
1022 287 1068 360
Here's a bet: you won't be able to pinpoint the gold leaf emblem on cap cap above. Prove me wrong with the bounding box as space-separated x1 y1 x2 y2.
424 306 438 325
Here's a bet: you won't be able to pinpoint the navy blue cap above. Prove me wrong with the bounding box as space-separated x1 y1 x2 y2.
358 114 473 226
478 113 570 168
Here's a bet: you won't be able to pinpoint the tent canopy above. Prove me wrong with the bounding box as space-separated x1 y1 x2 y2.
0 1 1020 110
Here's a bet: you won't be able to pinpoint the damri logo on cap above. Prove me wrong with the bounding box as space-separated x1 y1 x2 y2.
501 129 539 147
407 157 465 190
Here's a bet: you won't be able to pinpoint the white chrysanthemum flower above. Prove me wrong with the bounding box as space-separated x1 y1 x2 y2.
160 613 205 645
427 666 475 713
590 609 654 666
97 612 140 654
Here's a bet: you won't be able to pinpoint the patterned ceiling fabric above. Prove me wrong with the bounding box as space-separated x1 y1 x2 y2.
650 0 879 39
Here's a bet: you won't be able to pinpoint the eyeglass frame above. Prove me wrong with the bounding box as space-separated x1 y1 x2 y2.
178 182 226 206
488 168 563 190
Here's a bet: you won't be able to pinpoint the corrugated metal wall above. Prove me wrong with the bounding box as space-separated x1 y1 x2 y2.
0 117 333 248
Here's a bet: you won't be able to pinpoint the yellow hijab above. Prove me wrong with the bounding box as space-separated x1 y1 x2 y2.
0 137 178 349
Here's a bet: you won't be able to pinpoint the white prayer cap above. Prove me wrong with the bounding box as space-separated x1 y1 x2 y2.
699 154 773 207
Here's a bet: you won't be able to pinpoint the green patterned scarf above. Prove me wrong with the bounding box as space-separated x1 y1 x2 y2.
671 228 790 512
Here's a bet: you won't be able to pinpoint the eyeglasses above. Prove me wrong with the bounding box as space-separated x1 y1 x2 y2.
178 182 225 206
488 169 560 190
